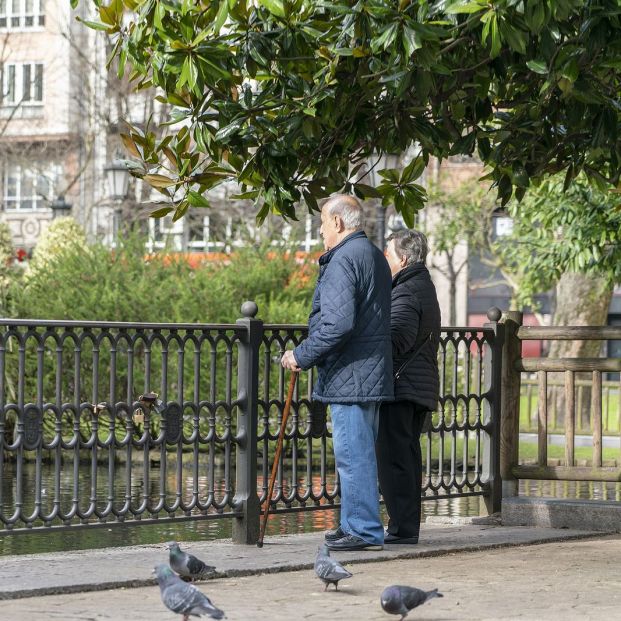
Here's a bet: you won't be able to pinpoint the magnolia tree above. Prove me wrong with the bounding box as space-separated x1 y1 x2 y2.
74 0 621 223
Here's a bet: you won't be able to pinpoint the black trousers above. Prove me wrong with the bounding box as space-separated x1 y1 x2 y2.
376 400 428 539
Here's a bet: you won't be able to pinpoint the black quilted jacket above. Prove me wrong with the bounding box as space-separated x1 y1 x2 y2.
294 231 394 403
390 262 441 411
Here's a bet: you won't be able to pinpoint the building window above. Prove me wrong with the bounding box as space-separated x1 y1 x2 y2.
2 162 59 211
1 62 43 106
0 0 45 30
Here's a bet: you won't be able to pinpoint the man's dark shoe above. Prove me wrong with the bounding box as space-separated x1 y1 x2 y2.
384 532 419 545
324 526 346 542
326 534 383 551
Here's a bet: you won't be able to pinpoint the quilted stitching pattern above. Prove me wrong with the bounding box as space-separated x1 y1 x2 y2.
390 263 441 411
294 232 393 403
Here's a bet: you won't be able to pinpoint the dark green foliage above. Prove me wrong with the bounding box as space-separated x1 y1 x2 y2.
76 0 621 222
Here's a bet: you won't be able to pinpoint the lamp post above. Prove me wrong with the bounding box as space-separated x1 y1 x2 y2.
50 195 72 219
104 159 130 242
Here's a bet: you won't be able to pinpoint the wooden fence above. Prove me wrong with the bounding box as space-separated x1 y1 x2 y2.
500 312 621 493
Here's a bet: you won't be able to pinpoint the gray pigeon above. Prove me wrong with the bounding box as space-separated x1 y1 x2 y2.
314 544 352 591
153 564 225 620
166 541 216 580
380 585 443 619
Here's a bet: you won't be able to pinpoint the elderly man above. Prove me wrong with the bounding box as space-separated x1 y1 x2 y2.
377 229 441 544
281 195 393 551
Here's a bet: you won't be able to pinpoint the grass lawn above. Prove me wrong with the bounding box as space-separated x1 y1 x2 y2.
519 387 620 435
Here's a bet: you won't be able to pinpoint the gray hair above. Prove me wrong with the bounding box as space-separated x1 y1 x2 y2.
323 195 364 230
387 229 428 265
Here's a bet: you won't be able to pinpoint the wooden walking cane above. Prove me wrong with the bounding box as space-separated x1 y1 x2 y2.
257 370 298 548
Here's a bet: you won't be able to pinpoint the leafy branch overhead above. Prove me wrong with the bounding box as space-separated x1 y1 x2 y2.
74 0 621 222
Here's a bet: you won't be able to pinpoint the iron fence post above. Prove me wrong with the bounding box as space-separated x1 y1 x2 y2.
232 301 262 544
500 310 523 499
481 307 504 515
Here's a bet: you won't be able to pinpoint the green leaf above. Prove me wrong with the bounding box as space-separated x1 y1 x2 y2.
402 26 422 58
187 190 211 208
258 0 285 18
77 18 112 31
215 118 244 142
179 56 198 90
371 23 398 53
213 0 229 34
401 157 425 184
490 15 501 58
529 1 546 34
526 59 548 74
353 183 382 198
231 190 260 200
445 1 486 15
172 200 190 222
150 206 174 218
255 201 270 224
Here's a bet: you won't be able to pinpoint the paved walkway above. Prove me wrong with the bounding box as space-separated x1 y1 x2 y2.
1 522 618 619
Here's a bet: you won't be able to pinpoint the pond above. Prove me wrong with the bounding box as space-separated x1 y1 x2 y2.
1 460 619 557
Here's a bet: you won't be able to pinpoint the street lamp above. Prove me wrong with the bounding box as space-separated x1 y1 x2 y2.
104 159 130 201
491 206 514 238
104 159 130 242
50 195 72 219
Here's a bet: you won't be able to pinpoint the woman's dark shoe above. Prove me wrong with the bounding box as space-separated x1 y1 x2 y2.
384 532 419 544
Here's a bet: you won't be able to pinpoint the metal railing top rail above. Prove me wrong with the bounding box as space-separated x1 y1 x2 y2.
0 318 246 331
517 326 621 340
264 323 497 333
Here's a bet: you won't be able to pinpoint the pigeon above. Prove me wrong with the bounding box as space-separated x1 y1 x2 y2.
153 564 225 620
380 585 443 619
314 544 352 591
166 541 216 580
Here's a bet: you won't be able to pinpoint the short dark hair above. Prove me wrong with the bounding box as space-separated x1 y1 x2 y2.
387 229 428 265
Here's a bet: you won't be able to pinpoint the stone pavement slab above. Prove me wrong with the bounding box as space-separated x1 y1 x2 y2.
2 534 621 620
0 522 608 600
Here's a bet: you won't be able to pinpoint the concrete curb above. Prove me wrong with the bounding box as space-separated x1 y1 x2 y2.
0 525 611 600
502 497 621 531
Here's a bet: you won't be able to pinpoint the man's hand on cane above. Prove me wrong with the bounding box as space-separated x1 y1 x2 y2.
281 350 301 371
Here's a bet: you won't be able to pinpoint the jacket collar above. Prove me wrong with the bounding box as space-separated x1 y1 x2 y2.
319 230 367 265
392 261 428 287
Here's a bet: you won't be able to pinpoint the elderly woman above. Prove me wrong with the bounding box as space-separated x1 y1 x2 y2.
377 229 441 544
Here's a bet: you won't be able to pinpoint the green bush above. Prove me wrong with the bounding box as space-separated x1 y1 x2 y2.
11 234 317 323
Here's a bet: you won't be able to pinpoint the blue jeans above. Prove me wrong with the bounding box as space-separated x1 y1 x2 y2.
330 402 383 545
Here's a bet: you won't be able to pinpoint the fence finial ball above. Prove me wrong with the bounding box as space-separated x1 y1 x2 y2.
241 301 259 318
487 307 502 322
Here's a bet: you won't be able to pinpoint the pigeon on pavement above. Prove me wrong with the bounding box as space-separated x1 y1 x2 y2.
153 564 225 620
166 541 216 580
380 585 443 619
314 544 352 591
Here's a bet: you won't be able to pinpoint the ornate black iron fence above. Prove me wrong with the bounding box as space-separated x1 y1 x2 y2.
0 303 503 543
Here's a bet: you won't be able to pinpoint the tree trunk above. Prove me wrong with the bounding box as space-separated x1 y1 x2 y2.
449 275 457 327
547 272 613 430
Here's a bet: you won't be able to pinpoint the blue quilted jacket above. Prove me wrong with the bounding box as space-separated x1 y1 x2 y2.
294 231 394 403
